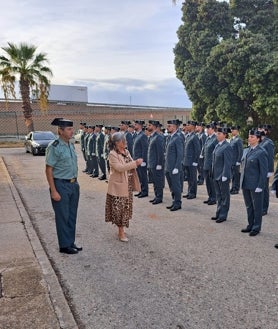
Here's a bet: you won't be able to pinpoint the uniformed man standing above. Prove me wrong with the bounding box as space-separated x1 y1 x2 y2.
86 125 94 175
182 120 201 199
147 120 165 204
211 127 233 223
196 122 207 185
45 118 82 254
120 120 133 156
96 124 106 180
133 120 149 198
103 126 111 175
79 122 87 172
83 125 90 173
165 119 184 211
202 123 218 205
230 126 243 194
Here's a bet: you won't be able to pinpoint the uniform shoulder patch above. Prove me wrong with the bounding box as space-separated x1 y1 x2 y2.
52 139 59 147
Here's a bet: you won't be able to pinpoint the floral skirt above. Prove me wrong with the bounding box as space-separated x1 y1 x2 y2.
105 176 133 227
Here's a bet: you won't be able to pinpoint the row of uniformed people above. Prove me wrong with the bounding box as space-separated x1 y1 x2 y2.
79 119 274 222
134 119 274 236
153 120 275 239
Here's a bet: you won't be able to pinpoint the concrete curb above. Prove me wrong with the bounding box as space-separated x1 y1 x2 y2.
1 157 78 329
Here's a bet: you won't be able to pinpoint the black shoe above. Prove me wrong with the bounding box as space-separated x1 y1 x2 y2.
241 228 251 233
203 200 209 204
82 169 88 173
197 181 204 185
249 231 260 236
274 244 278 249
98 175 106 180
90 174 98 178
216 218 226 223
230 190 239 195
211 216 218 220
138 194 148 198
207 201 216 205
262 211 267 216
59 247 78 254
134 193 141 197
152 200 162 205
71 244 83 251
170 205 181 211
183 194 189 198
149 198 156 203
187 195 196 200
166 204 174 209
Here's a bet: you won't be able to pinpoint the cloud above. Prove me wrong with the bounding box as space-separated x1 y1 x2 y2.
0 1 190 107
73 77 191 108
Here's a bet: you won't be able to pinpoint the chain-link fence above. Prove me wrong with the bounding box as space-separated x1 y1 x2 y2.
0 101 191 139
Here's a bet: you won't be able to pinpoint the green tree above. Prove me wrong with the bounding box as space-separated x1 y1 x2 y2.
174 0 278 131
174 0 234 122
0 42 53 132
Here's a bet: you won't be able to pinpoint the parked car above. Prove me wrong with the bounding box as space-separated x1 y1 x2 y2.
24 131 56 155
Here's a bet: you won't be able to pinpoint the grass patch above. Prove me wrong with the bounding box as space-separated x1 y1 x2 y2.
0 141 24 148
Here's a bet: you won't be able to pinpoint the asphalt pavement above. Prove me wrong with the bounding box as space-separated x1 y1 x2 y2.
0 146 278 329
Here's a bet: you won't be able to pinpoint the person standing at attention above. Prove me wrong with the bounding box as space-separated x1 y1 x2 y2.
211 127 233 223
45 118 82 254
202 122 218 205
230 125 243 195
196 122 207 185
133 120 149 198
182 120 201 200
79 122 87 172
165 119 184 211
105 132 143 242
120 120 134 156
240 129 268 236
147 120 165 205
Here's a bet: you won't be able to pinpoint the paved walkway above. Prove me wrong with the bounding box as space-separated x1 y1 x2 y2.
0 156 77 329
1 147 278 329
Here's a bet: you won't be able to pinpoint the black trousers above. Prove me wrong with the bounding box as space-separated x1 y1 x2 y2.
149 167 164 201
242 188 263 232
51 179 80 248
136 165 149 195
231 165 240 192
262 177 270 213
185 165 198 196
203 169 216 202
213 179 230 220
166 171 182 207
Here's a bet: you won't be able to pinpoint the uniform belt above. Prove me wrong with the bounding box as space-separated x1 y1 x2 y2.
54 178 77 183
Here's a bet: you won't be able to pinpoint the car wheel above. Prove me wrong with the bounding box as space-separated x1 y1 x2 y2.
31 147 37 156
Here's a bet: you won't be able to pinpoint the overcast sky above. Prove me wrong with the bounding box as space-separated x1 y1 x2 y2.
0 0 192 108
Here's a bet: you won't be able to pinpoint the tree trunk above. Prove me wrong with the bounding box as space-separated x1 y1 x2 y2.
20 77 34 132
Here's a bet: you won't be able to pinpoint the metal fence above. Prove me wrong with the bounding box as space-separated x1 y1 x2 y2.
0 103 191 139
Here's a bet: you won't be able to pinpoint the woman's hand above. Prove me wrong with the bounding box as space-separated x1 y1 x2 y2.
136 158 143 166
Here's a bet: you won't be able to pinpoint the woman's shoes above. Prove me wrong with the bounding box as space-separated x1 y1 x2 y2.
118 235 129 242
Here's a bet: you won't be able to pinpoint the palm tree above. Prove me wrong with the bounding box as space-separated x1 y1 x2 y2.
0 42 53 132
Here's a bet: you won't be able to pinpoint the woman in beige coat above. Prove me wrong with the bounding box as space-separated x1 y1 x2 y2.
105 132 143 242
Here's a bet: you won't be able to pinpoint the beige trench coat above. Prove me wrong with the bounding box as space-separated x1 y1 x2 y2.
107 150 141 197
